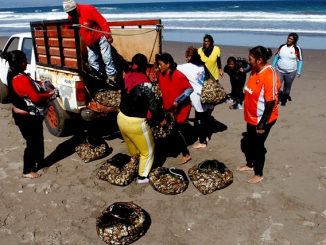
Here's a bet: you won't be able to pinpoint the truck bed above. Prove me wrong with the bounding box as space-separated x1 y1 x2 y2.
30 19 162 72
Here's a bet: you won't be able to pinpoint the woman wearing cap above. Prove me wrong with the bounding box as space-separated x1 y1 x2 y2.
272 33 303 106
237 46 280 184
117 53 165 184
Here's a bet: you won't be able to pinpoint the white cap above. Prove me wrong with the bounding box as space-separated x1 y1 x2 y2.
63 0 77 13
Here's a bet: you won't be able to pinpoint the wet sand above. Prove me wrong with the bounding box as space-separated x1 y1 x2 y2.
1 36 326 244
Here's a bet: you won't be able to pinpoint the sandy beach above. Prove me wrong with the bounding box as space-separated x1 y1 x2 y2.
1 36 326 244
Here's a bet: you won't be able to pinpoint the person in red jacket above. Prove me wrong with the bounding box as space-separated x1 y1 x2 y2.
63 0 117 87
156 53 193 164
4 50 56 179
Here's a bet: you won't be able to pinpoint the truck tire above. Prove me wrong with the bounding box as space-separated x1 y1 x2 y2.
45 100 70 137
0 79 10 104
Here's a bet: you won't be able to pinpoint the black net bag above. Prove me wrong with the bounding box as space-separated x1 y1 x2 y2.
188 160 233 195
96 202 150 245
75 136 110 163
97 153 138 186
150 112 175 139
149 167 189 195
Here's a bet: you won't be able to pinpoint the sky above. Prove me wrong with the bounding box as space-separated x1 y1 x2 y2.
0 0 265 9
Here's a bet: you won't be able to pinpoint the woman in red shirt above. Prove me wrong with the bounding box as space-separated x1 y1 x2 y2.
237 46 280 184
5 50 55 178
157 53 193 164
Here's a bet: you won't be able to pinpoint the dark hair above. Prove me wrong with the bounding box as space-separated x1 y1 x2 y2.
203 34 214 45
156 52 177 79
2 50 26 73
288 32 299 45
249 46 273 64
131 53 148 73
227 56 236 64
185 46 204 66
2 50 27 89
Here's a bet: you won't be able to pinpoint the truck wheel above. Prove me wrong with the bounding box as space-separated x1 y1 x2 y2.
45 100 70 137
0 79 10 104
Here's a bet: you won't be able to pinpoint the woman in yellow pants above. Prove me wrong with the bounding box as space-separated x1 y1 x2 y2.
118 53 165 184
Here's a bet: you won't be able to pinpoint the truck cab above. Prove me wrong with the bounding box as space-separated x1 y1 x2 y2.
0 33 35 103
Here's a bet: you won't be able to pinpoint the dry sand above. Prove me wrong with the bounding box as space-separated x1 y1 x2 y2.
1 37 326 244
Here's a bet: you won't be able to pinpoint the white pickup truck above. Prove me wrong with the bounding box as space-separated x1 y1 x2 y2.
0 19 162 136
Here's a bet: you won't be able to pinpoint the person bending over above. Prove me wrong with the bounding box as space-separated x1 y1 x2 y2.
117 53 165 184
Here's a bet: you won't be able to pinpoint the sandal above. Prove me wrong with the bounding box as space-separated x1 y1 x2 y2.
180 155 191 165
247 175 264 184
192 142 207 149
22 172 40 179
236 165 253 172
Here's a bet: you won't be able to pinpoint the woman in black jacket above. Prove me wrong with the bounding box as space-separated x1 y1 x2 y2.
117 53 165 184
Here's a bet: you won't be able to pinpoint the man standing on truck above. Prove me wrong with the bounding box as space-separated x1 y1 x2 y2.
63 0 118 88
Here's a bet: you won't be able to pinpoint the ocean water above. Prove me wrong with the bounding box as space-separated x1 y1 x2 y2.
0 1 326 49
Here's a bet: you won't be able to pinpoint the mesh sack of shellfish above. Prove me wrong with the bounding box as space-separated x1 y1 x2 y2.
150 82 162 101
188 160 233 195
94 89 121 108
75 136 110 163
150 112 175 139
97 153 138 186
149 167 189 195
96 202 150 245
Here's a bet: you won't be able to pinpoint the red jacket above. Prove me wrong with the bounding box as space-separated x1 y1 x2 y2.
159 70 192 124
70 4 111 46
12 74 52 104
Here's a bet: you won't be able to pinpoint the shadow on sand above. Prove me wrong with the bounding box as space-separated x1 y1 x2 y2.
153 116 227 168
40 115 121 170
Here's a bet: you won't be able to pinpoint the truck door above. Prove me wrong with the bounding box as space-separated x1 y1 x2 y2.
0 36 19 85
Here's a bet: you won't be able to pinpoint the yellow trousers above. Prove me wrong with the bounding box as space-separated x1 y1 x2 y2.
117 112 155 177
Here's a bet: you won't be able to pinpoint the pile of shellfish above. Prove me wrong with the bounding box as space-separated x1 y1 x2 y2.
97 153 138 186
149 167 189 195
188 160 233 195
75 136 109 163
200 79 226 105
96 202 149 245
95 89 121 108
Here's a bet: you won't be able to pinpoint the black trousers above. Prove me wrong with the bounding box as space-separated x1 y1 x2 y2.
241 121 276 176
194 110 210 144
173 123 190 156
13 112 44 174
230 77 246 104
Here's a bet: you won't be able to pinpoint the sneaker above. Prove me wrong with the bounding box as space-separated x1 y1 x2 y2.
136 177 149 184
237 104 243 110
